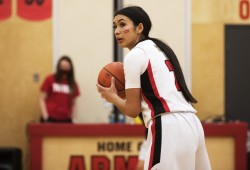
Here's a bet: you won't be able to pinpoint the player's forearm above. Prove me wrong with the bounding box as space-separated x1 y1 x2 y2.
112 96 140 118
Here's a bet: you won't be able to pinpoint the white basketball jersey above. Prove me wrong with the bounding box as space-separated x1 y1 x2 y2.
124 40 196 127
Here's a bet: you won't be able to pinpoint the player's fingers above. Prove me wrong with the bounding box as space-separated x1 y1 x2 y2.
96 84 101 92
110 77 116 88
96 83 106 91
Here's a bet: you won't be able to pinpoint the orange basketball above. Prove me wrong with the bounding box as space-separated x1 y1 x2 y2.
98 62 125 99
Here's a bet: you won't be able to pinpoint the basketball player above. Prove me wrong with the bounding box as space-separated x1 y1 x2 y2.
97 6 211 170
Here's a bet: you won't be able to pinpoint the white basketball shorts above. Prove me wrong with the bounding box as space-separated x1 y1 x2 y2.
144 112 211 170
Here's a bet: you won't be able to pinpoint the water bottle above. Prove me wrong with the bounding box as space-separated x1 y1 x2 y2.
118 113 126 123
109 112 115 123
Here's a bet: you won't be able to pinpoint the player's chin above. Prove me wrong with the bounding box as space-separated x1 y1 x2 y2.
118 42 127 48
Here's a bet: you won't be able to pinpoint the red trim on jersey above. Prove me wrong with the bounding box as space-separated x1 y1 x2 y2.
165 60 173 70
142 93 155 118
147 61 170 115
165 60 181 91
148 119 156 170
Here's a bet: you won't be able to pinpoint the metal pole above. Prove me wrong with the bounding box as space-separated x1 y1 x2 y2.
113 0 123 122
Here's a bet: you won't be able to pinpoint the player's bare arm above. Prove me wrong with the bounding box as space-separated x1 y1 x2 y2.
97 77 141 118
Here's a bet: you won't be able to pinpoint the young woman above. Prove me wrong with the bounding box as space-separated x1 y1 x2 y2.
97 6 211 170
39 56 80 123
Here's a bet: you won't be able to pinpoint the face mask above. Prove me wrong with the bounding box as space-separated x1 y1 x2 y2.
60 70 70 75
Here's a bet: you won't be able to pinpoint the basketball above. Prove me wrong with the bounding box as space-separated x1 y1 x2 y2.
98 62 125 99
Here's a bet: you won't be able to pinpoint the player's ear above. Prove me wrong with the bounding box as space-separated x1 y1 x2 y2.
136 23 144 34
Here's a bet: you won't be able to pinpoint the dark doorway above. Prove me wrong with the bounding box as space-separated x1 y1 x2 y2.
225 25 250 126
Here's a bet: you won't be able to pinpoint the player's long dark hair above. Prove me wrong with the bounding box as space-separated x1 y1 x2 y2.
114 6 197 103
55 56 76 94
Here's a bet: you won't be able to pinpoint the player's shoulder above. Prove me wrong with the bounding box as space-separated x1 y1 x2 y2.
125 48 148 65
136 39 155 49
124 40 156 65
126 40 151 57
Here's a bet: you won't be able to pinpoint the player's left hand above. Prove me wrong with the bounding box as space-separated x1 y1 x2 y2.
96 77 118 103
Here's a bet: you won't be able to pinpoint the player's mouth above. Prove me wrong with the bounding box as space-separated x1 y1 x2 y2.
116 38 123 43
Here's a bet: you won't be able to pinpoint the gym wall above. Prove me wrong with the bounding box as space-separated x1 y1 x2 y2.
0 0 52 169
192 0 250 120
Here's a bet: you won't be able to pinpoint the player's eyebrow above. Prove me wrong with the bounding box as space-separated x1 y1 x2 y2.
113 19 126 24
118 19 125 22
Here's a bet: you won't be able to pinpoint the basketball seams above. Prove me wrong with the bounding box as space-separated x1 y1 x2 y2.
103 67 125 91
98 79 124 92
98 62 126 98
98 80 106 88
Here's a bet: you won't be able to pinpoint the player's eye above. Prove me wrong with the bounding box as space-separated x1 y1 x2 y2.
119 22 126 27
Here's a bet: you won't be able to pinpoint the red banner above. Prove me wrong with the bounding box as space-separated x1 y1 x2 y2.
17 0 52 21
0 0 11 20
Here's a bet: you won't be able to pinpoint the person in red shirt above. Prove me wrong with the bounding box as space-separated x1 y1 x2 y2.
39 56 80 123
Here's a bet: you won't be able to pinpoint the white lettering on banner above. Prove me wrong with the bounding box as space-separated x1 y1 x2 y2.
52 83 70 94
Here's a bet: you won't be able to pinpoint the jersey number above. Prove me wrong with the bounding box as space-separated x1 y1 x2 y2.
165 60 181 91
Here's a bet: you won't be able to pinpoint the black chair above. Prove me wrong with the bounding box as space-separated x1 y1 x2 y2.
0 148 22 170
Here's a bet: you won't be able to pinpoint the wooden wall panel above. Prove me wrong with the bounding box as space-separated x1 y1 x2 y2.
0 1 52 169
192 24 224 120
192 0 250 121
